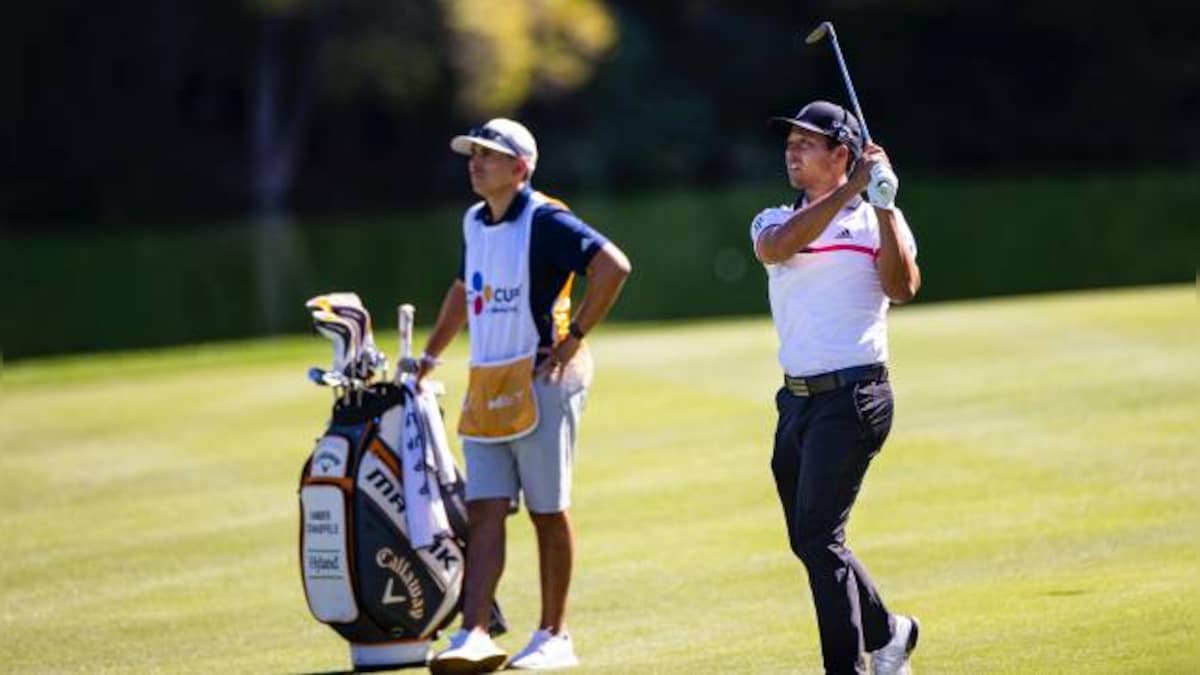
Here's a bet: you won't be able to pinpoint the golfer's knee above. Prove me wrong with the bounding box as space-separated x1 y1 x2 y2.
790 529 839 563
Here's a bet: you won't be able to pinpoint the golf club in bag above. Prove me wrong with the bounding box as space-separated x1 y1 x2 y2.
298 294 505 670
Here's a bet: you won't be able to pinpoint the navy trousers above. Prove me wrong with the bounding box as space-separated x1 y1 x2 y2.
770 376 897 674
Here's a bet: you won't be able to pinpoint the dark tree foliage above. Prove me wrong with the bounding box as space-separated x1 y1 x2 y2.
2 0 1194 230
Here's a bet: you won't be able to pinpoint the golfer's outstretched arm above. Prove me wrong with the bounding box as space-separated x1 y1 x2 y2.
755 182 859 264
418 279 467 380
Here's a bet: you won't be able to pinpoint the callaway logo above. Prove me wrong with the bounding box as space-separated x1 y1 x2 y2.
315 451 340 472
468 271 521 316
311 437 348 477
376 548 425 619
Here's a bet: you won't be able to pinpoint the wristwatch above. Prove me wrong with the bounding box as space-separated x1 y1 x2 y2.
568 321 586 340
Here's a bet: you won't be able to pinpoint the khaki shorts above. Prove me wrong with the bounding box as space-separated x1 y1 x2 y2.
463 377 587 514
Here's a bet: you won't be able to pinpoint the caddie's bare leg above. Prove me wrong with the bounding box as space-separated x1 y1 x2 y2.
462 498 511 630
530 509 574 633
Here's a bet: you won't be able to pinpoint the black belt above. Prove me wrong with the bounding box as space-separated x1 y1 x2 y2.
783 364 887 397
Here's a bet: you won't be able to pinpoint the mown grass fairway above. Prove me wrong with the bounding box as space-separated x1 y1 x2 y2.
2 285 1197 673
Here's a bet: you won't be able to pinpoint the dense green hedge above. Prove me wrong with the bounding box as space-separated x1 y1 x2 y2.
4 172 1196 359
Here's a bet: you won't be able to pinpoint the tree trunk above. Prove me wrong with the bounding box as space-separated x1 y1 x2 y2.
249 11 320 333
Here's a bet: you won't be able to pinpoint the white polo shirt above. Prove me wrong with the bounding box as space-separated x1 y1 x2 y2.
750 197 917 377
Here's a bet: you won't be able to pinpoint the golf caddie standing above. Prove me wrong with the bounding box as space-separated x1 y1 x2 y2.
418 118 631 673
750 100 921 674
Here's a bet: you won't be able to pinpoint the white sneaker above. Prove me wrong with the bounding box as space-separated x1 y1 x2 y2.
506 628 579 670
871 615 920 675
430 628 508 675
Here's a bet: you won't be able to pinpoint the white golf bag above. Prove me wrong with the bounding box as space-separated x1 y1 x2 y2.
298 294 504 670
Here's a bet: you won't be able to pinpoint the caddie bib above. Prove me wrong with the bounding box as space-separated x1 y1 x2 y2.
458 192 547 442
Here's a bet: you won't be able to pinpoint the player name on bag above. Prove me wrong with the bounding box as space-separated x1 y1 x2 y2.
306 508 341 535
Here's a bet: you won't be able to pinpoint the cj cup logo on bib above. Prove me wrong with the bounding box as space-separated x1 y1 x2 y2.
469 271 521 316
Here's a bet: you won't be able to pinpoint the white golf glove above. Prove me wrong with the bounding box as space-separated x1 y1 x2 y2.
867 163 899 209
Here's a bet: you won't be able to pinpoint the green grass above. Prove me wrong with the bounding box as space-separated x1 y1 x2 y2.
2 284 1197 673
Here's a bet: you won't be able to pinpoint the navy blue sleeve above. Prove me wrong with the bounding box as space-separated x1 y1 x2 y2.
456 243 465 281
531 205 609 276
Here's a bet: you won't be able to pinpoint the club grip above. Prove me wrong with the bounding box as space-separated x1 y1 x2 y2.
398 304 415 360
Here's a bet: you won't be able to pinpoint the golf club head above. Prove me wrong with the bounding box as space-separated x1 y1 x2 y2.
397 356 421 376
311 310 360 373
357 344 388 383
335 305 376 364
308 292 375 355
313 323 353 373
805 21 833 44
306 291 366 315
307 366 350 388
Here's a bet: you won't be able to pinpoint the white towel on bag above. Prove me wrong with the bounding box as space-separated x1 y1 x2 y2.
399 382 453 548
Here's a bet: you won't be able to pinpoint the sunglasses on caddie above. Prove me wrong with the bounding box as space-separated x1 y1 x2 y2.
468 127 521 156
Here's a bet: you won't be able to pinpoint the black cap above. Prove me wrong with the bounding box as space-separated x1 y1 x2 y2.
770 100 864 157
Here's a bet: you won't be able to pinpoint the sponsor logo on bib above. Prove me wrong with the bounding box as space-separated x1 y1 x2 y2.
487 390 525 411
469 271 521 316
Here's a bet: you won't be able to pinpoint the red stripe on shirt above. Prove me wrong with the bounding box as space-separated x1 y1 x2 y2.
799 244 878 257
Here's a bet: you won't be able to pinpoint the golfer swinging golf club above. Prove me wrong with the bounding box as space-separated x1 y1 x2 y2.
750 95 922 675
419 118 630 673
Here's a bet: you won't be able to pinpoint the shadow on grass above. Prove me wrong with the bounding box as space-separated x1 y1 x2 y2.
296 665 427 674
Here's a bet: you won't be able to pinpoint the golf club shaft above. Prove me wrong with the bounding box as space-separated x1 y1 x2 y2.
809 21 897 203
824 27 872 143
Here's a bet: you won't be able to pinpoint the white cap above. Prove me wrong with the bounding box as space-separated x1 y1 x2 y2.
450 118 538 174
